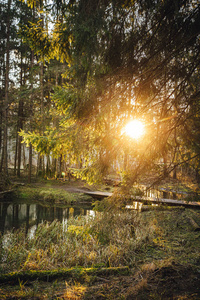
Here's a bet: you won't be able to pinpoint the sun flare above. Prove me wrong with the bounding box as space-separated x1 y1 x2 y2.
123 120 145 140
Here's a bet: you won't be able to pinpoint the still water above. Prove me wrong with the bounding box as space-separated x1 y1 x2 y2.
0 187 187 235
0 201 93 235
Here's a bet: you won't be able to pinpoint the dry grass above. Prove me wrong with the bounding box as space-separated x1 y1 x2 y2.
0 209 154 274
0 206 200 299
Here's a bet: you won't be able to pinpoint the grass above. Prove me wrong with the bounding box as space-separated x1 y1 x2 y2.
0 196 200 299
14 185 93 205
0 209 153 273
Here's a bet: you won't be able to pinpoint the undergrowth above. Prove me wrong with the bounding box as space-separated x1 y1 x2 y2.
1 204 200 276
0 209 154 274
0 202 200 299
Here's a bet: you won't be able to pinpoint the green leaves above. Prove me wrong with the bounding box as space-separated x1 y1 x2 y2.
52 84 79 117
19 130 57 155
17 0 200 185
19 20 53 60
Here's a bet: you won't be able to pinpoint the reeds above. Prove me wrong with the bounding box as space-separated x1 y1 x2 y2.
0 210 154 274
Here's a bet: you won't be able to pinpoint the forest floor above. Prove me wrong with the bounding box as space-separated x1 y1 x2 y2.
1 260 200 299
0 175 200 299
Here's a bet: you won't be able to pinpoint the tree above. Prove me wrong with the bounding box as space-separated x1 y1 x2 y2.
19 0 200 186
1 0 12 176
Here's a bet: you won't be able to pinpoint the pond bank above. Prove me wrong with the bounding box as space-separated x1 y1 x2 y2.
0 189 14 198
9 181 95 205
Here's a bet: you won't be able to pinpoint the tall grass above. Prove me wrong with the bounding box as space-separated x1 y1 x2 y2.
0 209 155 274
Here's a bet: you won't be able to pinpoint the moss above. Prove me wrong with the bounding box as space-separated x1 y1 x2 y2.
0 266 130 284
14 186 93 204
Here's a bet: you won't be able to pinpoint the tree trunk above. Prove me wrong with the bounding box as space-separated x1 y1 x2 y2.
53 158 57 175
0 110 2 154
0 146 4 173
46 155 51 176
40 61 44 131
163 152 168 178
22 143 26 169
17 46 24 177
28 49 34 183
2 0 11 176
17 101 23 177
14 131 18 175
173 168 177 180
28 144 32 183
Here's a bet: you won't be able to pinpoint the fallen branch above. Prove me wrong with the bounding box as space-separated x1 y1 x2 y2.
0 266 130 284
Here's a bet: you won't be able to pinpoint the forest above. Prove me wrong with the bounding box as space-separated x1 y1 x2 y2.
0 0 200 299
0 0 199 187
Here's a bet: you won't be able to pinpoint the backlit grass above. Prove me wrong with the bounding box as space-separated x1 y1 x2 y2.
0 205 200 275
0 205 200 299
0 209 154 274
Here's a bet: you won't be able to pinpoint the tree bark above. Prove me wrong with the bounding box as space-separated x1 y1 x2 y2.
17 101 23 177
17 45 24 177
28 144 32 183
28 49 34 183
14 130 18 175
2 0 11 176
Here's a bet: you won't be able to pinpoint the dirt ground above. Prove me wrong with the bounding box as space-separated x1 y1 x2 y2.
1 262 200 299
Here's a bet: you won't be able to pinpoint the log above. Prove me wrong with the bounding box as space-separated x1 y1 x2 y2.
0 266 130 284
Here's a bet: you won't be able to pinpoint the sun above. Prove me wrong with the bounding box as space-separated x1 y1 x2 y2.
123 120 145 140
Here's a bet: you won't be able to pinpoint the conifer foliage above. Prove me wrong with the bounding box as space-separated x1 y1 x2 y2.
0 0 200 185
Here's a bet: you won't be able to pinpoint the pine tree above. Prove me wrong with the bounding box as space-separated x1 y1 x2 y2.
1 0 12 176
17 0 200 185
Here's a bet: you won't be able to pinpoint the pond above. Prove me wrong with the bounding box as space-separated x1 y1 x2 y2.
0 186 188 235
0 200 94 235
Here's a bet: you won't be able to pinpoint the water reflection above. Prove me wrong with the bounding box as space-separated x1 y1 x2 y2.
0 202 93 234
145 187 186 200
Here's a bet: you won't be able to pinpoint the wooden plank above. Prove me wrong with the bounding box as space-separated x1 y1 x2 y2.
84 191 112 198
84 191 200 208
135 195 200 208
